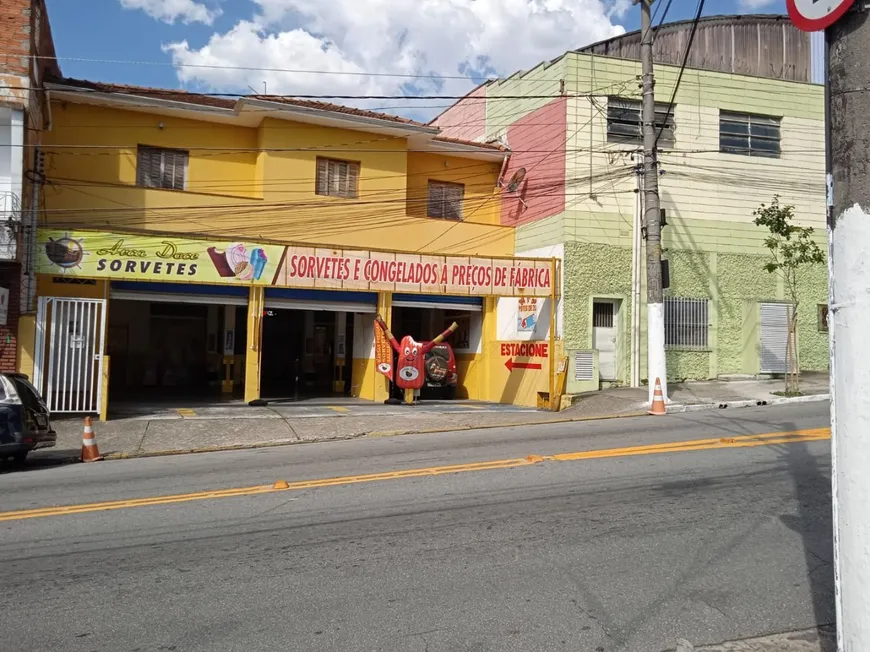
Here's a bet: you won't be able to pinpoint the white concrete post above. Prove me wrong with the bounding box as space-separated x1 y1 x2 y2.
827 8 870 650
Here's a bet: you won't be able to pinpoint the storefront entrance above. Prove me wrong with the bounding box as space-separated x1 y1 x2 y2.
259 289 374 400
106 293 248 401
260 310 356 398
390 295 482 400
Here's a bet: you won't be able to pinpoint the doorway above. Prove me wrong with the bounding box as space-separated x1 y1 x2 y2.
592 300 619 381
260 310 356 398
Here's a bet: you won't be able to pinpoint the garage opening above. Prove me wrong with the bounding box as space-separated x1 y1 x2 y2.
107 282 248 401
260 289 375 400
390 295 482 400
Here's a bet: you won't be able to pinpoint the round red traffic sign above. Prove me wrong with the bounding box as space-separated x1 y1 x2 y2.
787 0 856 32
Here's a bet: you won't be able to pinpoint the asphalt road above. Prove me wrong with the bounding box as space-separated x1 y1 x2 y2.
0 402 833 652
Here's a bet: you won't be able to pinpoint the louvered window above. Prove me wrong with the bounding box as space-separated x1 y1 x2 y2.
315 157 360 199
427 181 464 220
137 146 188 191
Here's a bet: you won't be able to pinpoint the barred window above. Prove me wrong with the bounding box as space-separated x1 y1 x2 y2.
137 146 188 191
316 157 360 199
427 181 464 220
719 111 781 158
665 297 709 350
607 97 675 148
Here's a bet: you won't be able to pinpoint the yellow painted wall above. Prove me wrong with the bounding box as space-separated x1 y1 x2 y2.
43 103 514 257
455 354 483 400
46 103 260 200
37 276 108 299
486 342 551 407
406 152 501 225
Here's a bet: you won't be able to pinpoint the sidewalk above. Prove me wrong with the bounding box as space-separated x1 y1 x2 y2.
667 625 835 651
45 373 830 461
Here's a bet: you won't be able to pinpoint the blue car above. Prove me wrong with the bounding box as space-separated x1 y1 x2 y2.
0 374 56 464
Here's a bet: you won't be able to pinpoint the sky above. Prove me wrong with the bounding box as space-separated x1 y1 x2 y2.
43 0 787 118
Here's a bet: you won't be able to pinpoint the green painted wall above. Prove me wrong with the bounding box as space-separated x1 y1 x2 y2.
663 249 714 380
558 239 829 384
507 49 829 384
566 53 824 120
563 241 632 383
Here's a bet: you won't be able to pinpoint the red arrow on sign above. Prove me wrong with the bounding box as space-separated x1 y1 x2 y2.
505 359 542 371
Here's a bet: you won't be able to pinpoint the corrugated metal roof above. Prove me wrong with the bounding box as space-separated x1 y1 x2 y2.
577 14 815 84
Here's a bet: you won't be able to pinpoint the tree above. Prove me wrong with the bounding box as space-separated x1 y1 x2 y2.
753 196 825 394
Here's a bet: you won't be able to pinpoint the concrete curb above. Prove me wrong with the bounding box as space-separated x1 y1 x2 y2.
96 410 650 461
668 393 830 414
63 395 829 463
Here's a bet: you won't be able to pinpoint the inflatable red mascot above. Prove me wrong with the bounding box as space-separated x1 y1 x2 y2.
374 315 458 390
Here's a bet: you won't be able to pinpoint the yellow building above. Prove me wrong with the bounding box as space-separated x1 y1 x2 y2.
24 78 559 418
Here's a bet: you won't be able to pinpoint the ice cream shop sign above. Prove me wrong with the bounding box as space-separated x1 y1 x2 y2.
37 229 556 297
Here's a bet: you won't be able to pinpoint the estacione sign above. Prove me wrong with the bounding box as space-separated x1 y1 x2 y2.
36 229 555 297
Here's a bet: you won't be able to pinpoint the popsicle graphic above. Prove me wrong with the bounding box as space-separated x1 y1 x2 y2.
226 243 253 280
207 247 234 277
250 248 268 281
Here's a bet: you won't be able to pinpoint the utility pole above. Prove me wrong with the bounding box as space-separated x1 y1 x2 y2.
639 0 667 403
827 5 870 649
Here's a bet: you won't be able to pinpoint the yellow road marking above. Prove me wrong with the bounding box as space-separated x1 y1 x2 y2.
0 427 829 523
176 408 196 417
327 406 350 413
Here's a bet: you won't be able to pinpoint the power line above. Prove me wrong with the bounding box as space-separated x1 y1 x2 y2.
655 0 705 148
12 84 610 102
10 53 573 83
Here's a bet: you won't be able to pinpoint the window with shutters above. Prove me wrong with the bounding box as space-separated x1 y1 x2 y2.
607 97 675 148
136 146 188 191
315 157 360 199
427 181 464 220
719 111 781 158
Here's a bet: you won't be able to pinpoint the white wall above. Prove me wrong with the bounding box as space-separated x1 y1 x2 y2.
0 107 23 260
497 244 563 341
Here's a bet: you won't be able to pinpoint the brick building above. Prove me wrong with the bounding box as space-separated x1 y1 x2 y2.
0 0 59 372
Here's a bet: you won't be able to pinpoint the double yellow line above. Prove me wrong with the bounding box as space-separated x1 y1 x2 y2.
0 427 829 523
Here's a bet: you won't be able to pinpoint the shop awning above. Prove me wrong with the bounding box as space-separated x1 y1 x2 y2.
264 288 378 313
110 281 249 305
391 294 483 312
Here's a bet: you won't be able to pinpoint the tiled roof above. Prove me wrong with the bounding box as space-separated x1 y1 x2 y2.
47 76 429 126
249 95 428 127
431 135 506 152
47 76 237 109
46 76 508 153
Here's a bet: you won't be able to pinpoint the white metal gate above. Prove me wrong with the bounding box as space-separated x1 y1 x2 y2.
760 302 792 374
33 297 107 413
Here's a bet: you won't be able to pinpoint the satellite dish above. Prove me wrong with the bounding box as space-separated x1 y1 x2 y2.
506 167 527 193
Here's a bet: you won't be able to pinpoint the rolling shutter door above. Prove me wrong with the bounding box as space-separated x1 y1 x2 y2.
760 302 791 373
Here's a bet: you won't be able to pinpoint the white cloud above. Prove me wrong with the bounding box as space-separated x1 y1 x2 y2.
120 0 221 25
737 0 778 10
163 0 627 116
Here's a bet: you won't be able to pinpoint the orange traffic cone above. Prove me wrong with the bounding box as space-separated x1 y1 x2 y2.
81 416 103 462
648 377 666 416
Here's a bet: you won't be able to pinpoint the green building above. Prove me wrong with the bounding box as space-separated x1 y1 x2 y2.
433 14 828 390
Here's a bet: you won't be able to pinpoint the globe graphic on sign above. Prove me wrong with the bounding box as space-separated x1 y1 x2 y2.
44 236 84 268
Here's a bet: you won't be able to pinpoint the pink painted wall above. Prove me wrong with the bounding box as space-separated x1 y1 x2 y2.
430 85 487 142
500 98 567 227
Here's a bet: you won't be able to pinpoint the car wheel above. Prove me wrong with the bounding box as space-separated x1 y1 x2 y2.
444 385 457 400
